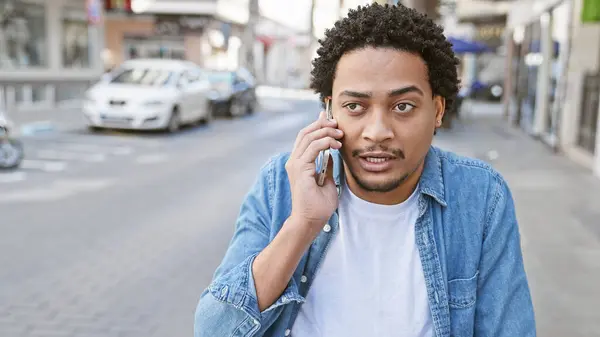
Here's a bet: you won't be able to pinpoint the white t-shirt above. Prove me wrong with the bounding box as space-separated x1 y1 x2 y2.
291 181 433 337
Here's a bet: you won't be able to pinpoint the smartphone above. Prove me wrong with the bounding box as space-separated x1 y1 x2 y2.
316 99 334 186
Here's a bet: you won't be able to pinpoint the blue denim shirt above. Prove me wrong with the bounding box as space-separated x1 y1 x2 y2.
194 146 536 337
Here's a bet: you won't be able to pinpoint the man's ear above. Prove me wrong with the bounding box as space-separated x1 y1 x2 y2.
435 96 446 120
434 95 446 130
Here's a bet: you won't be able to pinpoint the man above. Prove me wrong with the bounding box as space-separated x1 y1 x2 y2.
195 4 536 337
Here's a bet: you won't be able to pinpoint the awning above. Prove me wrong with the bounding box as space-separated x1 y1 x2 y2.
447 37 492 54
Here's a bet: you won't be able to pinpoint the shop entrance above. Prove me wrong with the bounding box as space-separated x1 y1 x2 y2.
577 73 599 154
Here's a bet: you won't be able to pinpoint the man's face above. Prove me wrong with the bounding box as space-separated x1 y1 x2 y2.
331 47 445 195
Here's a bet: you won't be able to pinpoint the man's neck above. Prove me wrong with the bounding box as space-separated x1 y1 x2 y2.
345 161 424 206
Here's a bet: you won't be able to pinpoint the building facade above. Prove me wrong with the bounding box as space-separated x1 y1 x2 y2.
504 0 600 177
103 0 247 72
0 0 105 110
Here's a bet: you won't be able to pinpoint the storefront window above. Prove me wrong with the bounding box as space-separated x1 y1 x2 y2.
31 84 45 102
123 36 185 61
578 73 599 153
62 8 91 68
517 21 542 132
0 0 47 69
547 2 570 136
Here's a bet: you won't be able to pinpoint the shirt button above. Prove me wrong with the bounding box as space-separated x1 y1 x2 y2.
300 275 308 283
285 329 291 336
323 224 331 232
253 319 259 325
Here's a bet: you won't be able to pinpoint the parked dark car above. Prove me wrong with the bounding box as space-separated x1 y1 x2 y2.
206 68 257 118
468 80 504 102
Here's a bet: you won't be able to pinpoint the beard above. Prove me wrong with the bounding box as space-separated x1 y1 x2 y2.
347 165 410 193
342 145 412 193
342 150 422 193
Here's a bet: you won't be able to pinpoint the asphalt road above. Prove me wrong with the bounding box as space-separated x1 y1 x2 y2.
1 94 599 337
0 94 318 337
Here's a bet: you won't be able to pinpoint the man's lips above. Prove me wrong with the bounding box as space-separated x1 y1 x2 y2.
357 152 397 172
358 152 397 160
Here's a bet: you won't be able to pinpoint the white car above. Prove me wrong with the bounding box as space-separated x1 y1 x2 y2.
84 59 212 132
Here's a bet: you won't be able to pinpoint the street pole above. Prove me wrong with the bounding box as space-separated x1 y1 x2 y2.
304 0 317 89
309 0 316 36
244 0 259 78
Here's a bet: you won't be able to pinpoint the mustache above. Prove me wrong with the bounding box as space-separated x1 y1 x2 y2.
351 145 405 159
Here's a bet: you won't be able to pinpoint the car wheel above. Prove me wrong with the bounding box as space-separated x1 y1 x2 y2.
229 99 246 118
0 139 24 170
166 108 181 133
246 99 256 115
88 125 101 133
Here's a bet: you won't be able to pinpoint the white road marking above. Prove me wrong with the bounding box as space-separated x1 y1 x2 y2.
59 143 134 156
135 154 169 164
36 150 106 163
20 160 67 172
112 147 134 155
0 188 72 202
0 178 115 203
0 171 26 183
53 178 115 191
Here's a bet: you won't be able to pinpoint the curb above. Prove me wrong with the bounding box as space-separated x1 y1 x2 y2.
18 121 56 137
256 86 318 101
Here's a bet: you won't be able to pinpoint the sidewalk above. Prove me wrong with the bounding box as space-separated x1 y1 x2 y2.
5 103 84 136
435 117 600 337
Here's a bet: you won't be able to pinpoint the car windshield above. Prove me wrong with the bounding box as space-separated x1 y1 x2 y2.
206 71 233 84
110 68 175 87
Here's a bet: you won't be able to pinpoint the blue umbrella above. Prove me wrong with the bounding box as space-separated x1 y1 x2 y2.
447 37 492 54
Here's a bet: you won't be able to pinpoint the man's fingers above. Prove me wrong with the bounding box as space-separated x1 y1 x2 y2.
294 127 343 159
292 112 337 151
300 137 342 164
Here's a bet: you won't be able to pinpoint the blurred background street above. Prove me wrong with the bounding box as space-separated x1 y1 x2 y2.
1 90 600 337
1 0 600 336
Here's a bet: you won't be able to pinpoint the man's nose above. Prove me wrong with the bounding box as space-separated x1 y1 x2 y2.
362 109 394 143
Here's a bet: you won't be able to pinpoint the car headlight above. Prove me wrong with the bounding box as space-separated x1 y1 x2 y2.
491 85 503 97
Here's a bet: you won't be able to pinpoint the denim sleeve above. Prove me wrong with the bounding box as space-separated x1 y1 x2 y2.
475 177 536 337
194 155 304 337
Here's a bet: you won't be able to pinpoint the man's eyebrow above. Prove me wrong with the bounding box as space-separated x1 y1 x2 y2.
339 90 371 98
388 86 424 97
339 86 424 99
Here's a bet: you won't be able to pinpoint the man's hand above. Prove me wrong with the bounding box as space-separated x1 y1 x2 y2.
285 111 343 238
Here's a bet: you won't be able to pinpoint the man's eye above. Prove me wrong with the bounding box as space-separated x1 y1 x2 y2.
344 103 363 112
394 103 415 113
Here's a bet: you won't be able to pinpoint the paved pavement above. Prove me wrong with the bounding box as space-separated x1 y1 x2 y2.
436 118 600 337
0 93 599 336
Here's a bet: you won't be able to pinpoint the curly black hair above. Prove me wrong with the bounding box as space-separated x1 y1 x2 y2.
310 3 460 113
